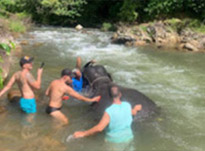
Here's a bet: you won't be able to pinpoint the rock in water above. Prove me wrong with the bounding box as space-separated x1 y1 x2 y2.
75 24 83 30
184 43 199 52
7 90 21 103
7 89 39 102
0 106 6 113
20 40 29 45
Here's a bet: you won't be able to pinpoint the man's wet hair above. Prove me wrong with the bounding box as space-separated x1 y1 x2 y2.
109 84 121 99
61 68 74 78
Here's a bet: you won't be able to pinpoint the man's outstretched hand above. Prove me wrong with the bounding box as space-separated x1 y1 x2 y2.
91 96 101 102
73 131 85 138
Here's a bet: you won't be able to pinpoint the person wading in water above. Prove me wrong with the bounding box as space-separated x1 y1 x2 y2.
45 68 101 126
0 56 43 122
73 84 142 143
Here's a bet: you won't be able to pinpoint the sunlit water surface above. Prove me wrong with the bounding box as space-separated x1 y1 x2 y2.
0 27 205 151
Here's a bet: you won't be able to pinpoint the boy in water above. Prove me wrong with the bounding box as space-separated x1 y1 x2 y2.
45 68 100 125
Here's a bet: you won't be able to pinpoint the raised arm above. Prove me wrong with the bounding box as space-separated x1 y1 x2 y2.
27 68 43 90
66 86 100 102
0 74 16 97
76 57 82 69
132 104 142 116
73 112 110 138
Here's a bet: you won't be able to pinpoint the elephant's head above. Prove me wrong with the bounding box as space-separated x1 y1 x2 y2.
83 65 112 88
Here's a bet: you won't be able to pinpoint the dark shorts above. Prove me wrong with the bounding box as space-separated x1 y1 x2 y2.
46 106 61 114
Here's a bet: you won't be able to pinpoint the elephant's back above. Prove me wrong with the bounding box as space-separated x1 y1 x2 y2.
91 84 158 119
120 87 157 118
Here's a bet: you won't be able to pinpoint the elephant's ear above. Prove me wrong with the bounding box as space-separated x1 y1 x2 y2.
83 60 94 70
107 73 113 81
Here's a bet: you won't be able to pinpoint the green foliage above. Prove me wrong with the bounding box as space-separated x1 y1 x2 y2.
185 0 205 19
9 41 16 49
139 25 148 32
9 20 26 33
0 0 205 26
0 65 3 88
184 18 205 33
0 72 3 89
0 0 16 11
0 42 15 55
164 18 182 31
101 23 112 31
40 0 86 17
0 43 11 55
144 0 205 20
0 41 15 88
144 0 184 18
118 0 138 22
16 12 31 20
101 22 116 31
163 18 205 33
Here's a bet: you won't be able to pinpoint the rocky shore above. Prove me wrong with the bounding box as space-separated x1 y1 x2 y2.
0 32 22 81
0 12 30 82
112 20 205 52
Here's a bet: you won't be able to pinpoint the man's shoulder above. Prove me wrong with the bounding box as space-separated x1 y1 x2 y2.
14 71 21 74
25 71 33 77
13 71 21 77
122 101 131 107
51 80 69 89
50 80 60 86
105 104 115 113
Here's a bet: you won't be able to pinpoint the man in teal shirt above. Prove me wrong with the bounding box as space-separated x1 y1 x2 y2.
73 85 142 143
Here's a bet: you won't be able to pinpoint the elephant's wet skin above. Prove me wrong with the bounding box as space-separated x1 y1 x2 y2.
83 64 158 119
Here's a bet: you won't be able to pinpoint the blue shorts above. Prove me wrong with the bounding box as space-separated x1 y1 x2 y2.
20 98 36 114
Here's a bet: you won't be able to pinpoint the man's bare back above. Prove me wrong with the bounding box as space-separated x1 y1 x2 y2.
14 71 36 99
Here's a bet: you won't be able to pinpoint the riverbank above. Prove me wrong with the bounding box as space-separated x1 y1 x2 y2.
0 11 32 86
111 18 205 52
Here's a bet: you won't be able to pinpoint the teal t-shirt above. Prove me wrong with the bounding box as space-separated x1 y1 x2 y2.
105 102 134 143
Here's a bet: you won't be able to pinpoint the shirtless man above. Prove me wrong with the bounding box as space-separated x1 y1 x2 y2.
45 68 101 125
0 56 43 114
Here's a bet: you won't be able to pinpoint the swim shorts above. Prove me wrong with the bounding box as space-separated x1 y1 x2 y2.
20 98 36 114
46 106 61 114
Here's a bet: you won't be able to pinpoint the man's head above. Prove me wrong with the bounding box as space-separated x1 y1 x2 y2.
61 68 75 84
72 68 82 79
109 84 121 99
19 56 34 70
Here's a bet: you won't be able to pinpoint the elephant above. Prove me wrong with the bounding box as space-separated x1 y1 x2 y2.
82 64 158 120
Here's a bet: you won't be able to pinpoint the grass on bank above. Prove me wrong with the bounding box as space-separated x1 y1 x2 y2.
0 11 22 88
130 18 205 35
0 11 30 33
9 20 26 33
164 18 205 33
0 42 15 88
101 22 117 31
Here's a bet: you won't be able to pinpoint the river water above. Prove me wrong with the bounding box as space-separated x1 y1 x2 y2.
0 27 205 151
